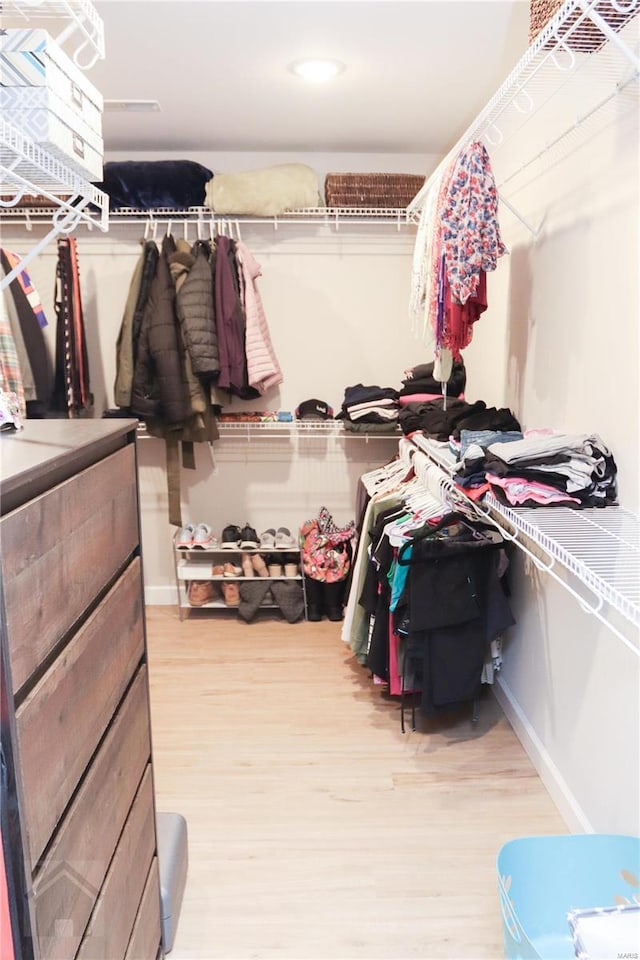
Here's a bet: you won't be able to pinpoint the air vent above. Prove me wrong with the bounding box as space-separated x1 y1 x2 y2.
103 100 161 113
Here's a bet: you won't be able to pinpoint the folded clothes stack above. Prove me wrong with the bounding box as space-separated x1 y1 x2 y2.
337 383 400 433
399 397 521 440
456 431 618 508
399 360 467 405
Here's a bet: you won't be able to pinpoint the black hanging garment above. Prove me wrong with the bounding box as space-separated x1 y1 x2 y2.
52 237 92 416
398 515 514 716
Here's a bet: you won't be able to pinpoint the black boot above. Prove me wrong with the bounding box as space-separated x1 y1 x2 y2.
322 580 347 622
304 577 324 621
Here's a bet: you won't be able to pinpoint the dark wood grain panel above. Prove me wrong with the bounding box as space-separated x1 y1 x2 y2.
1 444 138 692
16 558 145 866
33 668 151 960
125 858 162 960
76 767 155 960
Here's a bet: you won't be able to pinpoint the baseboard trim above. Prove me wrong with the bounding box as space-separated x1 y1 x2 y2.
144 584 177 606
494 676 593 834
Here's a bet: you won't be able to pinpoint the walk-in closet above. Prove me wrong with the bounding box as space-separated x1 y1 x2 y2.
1 2 639 959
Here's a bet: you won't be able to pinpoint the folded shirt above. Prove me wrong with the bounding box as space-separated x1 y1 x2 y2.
347 405 399 422
342 383 399 407
487 474 581 507
487 433 592 464
459 429 523 457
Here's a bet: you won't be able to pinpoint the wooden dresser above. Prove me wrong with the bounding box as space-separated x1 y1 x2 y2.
0 421 163 960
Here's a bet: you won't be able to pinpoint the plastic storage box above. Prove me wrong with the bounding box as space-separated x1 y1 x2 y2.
497 834 640 960
0 29 103 179
157 812 188 954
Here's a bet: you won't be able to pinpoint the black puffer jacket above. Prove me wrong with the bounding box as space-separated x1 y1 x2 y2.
131 236 188 426
176 241 219 381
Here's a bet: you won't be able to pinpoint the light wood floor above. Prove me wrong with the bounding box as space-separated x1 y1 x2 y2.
145 607 566 960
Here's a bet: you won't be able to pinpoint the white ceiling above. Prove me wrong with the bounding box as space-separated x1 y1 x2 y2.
90 0 530 156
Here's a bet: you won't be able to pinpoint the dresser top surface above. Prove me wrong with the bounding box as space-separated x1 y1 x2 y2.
0 419 138 513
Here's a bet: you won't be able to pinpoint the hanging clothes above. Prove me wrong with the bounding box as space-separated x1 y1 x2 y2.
410 141 506 368
114 238 158 409
1 250 53 417
175 240 220 382
397 517 514 716
215 235 258 399
52 237 92 416
130 235 189 426
0 293 26 417
235 240 283 395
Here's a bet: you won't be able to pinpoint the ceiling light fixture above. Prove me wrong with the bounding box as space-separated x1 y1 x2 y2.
103 100 161 113
288 59 345 83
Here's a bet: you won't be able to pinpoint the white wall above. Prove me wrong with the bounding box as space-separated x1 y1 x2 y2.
473 92 640 834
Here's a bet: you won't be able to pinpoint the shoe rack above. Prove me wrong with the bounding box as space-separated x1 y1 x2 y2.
172 537 307 621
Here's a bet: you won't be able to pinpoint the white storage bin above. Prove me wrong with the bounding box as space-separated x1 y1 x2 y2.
1 28 103 131
1 86 103 180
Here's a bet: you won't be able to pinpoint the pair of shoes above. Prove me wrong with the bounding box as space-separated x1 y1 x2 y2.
188 581 217 606
221 523 259 549
267 561 299 577
211 563 242 577
260 527 296 549
177 523 218 550
221 581 239 606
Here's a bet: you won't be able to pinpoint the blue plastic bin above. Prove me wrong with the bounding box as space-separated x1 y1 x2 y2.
496 834 640 960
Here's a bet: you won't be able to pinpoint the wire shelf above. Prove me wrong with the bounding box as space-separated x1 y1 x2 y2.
409 436 640 646
485 495 640 627
137 421 400 441
407 0 640 232
0 118 108 289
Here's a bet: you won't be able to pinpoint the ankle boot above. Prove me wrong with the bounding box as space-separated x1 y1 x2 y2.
304 577 324 621
322 580 346 622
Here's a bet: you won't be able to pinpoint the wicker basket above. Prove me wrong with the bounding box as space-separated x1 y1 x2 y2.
529 0 631 51
324 173 425 209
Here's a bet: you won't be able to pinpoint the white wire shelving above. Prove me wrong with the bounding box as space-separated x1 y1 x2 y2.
0 0 107 288
408 435 640 653
0 205 418 232
407 0 640 236
137 421 401 442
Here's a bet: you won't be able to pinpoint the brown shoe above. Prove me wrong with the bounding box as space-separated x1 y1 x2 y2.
211 564 225 577
188 581 216 606
252 554 269 577
223 562 242 577
221 581 240 606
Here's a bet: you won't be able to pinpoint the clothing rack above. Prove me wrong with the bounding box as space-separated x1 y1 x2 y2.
409 436 640 655
406 0 640 236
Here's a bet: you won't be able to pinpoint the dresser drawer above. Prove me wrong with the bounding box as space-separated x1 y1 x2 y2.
126 858 162 960
16 558 145 865
33 667 151 960
76 766 156 960
1 444 138 693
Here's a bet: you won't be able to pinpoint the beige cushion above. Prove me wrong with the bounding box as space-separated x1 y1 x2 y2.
204 163 321 216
